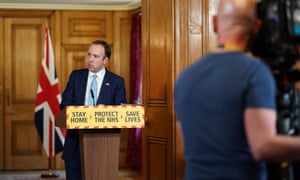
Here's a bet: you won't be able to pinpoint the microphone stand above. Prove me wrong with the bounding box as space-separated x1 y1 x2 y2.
40 157 59 178
90 89 96 106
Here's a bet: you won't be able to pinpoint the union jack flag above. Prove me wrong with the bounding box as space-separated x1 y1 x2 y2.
34 28 66 158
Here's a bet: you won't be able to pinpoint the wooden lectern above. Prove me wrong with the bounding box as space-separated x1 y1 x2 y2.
55 109 121 180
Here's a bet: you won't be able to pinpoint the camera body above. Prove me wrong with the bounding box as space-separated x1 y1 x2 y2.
248 0 300 136
249 0 300 60
248 1 300 179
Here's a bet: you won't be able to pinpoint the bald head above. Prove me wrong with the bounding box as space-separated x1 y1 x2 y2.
218 0 256 19
214 0 259 46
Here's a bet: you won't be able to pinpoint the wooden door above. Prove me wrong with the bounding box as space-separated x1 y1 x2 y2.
4 17 49 170
59 10 132 168
173 0 219 179
141 0 218 179
0 17 4 170
142 0 175 179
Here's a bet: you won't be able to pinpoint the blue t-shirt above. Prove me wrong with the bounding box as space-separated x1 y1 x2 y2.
174 52 276 180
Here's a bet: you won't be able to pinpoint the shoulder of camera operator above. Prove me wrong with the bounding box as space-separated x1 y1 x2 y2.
244 50 263 61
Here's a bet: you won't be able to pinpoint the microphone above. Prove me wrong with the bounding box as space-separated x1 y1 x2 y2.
90 89 95 106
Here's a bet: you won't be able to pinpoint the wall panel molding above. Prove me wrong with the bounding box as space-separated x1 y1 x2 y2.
62 11 113 44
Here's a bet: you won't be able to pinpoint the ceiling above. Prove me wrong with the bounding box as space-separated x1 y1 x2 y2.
0 0 141 10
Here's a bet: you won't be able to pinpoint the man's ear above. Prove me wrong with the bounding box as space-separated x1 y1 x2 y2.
103 57 109 65
212 15 218 33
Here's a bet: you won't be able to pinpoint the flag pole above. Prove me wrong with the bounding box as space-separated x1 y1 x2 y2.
40 157 59 178
35 27 66 178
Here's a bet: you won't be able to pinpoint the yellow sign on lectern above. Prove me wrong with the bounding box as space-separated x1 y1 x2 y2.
66 105 145 129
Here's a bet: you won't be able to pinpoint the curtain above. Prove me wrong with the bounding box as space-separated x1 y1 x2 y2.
126 11 142 171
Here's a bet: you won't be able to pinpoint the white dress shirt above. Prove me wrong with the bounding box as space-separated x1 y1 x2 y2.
84 68 106 105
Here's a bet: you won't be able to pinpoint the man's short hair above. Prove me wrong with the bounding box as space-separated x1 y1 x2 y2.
92 40 111 59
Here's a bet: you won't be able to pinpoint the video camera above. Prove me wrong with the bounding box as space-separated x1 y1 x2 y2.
248 0 300 136
248 0 300 179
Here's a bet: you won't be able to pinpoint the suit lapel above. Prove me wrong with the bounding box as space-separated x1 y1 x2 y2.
97 70 111 104
80 70 89 104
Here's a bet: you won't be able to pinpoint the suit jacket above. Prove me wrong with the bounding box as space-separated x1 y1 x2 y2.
60 68 127 160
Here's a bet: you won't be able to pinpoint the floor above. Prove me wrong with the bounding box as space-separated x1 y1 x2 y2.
0 168 141 180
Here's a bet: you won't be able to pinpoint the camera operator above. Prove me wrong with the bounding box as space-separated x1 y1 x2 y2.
174 0 300 179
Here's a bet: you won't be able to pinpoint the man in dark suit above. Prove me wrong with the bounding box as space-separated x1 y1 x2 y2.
60 40 127 180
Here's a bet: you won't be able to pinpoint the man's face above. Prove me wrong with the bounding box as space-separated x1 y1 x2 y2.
87 44 108 73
